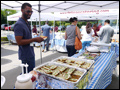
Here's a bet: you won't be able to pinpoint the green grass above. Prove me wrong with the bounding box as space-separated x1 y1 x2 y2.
1 37 8 41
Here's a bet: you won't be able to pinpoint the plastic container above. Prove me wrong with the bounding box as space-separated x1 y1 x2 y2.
15 74 33 89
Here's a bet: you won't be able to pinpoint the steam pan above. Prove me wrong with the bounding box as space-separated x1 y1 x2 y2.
34 61 87 85
51 56 95 70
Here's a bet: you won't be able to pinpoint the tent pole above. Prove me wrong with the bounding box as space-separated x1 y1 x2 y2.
36 18 37 26
31 18 32 31
38 1 42 64
53 14 55 53
7 20 10 44
60 20 61 35
115 14 119 42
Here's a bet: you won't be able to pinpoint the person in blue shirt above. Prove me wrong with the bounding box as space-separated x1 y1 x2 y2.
41 21 52 52
14 3 44 73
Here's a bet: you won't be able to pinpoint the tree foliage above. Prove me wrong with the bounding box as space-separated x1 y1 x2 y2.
1 9 17 25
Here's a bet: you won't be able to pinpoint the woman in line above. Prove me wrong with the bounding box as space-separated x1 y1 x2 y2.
80 22 95 52
65 17 82 57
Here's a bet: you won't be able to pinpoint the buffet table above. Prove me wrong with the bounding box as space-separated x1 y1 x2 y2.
33 42 119 89
13 42 118 89
72 51 117 89
50 39 67 52
72 42 119 89
50 32 67 52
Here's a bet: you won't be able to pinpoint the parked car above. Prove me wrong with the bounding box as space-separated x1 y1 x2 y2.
58 25 66 31
1 24 8 30
10 24 15 31
5 25 11 31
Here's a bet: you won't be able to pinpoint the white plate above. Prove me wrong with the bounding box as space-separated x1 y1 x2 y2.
86 46 100 52
1 75 6 87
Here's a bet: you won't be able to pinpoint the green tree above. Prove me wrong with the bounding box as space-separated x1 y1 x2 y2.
1 9 17 25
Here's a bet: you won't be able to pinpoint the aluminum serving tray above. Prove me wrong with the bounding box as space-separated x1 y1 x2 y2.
78 52 100 60
51 56 95 70
34 61 87 85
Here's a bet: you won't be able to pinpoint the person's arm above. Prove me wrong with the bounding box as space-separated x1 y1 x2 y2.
15 36 44 46
50 30 52 33
111 29 114 37
91 29 95 37
49 27 52 33
35 28 37 34
14 24 44 46
97 27 104 36
92 34 95 37
41 28 43 33
77 26 82 40
65 31 67 40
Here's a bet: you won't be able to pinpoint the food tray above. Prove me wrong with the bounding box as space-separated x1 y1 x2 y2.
78 52 100 60
34 61 87 84
51 56 95 70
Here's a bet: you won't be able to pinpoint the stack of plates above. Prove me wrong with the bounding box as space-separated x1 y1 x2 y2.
86 46 100 53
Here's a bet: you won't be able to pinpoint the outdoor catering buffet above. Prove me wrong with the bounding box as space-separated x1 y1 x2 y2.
32 55 95 89
14 35 118 89
13 40 119 89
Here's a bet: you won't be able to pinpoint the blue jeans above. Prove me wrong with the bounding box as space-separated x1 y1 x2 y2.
42 37 50 51
81 41 92 51
21 56 35 73
66 45 76 57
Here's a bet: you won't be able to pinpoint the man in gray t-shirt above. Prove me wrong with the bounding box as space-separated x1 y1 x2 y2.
97 20 114 43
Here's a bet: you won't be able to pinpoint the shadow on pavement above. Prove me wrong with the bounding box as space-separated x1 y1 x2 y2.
105 74 119 89
1 47 18 57
1 58 12 65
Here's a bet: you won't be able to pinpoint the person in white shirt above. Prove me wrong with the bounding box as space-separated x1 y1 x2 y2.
97 19 114 43
80 22 95 52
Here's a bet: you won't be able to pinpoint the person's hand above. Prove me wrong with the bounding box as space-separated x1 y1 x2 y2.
34 37 44 43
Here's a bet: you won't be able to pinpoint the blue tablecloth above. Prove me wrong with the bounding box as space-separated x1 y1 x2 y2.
7 34 16 43
71 43 118 89
50 39 66 48
7 33 55 45
111 42 119 59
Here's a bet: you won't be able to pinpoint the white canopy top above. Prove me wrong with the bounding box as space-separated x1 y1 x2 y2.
2 1 119 21
54 9 119 20
7 12 63 21
7 9 119 21
1 1 119 12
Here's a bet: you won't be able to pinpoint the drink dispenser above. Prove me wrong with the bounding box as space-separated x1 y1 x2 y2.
15 64 33 89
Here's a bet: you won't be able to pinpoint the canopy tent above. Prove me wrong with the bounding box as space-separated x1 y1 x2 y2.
7 12 64 21
7 9 119 21
1 1 119 12
54 9 119 20
1 1 119 64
